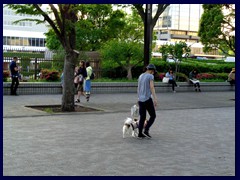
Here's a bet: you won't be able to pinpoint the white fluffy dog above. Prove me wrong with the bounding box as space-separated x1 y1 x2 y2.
122 104 147 138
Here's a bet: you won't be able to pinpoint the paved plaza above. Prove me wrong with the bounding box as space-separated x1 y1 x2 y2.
3 92 235 176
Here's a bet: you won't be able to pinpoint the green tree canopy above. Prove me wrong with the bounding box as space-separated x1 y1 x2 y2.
100 10 144 80
198 4 235 56
159 41 191 76
45 4 126 51
100 40 143 80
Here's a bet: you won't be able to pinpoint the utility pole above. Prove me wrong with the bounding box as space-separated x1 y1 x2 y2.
144 4 152 67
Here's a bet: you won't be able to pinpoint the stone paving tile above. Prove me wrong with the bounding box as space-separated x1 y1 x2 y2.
3 92 235 176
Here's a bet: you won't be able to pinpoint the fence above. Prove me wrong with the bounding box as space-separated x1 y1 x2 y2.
3 48 101 80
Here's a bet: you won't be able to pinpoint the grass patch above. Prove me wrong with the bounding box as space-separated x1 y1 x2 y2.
43 108 54 114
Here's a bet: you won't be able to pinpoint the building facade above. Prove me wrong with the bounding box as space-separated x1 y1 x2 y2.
152 4 220 55
154 4 203 43
3 4 49 51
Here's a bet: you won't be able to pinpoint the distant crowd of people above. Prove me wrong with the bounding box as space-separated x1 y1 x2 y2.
162 68 201 92
162 67 235 92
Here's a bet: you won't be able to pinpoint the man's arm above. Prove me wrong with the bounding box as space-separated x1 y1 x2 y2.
150 80 157 106
14 66 18 72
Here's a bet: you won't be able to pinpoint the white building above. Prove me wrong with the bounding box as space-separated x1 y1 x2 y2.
3 4 49 51
152 4 210 55
154 4 203 43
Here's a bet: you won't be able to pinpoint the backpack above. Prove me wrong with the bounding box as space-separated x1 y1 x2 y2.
90 71 95 80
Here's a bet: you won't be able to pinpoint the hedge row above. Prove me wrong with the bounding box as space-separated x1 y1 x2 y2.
101 59 234 81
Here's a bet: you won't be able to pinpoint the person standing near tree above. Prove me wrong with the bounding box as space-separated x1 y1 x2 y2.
137 64 158 139
85 61 93 102
75 60 87 103
9 56 20 95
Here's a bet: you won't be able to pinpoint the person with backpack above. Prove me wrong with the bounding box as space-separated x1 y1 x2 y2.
85 61 94 102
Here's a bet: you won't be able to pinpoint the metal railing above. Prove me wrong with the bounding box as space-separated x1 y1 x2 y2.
3 48 101 80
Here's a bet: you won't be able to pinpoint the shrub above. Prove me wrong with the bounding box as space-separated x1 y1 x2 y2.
176 72 189 82
3 70 10 82
197 73 215 80
40 69 60 81
158 73 165 81
197 73 228 81
211 73 228 80
39 61 53 70
20 57 31 71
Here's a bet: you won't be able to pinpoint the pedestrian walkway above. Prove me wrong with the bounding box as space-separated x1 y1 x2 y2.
3 92 235 118
3 92 235 175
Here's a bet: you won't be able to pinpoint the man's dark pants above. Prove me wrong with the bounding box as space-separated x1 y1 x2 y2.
138 98 156 134
10 76 19 95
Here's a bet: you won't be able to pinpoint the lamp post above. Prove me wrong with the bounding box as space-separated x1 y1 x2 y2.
144 4 152 67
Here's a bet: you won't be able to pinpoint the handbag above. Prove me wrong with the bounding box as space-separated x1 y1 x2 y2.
162 77 169 83
74 75 83 84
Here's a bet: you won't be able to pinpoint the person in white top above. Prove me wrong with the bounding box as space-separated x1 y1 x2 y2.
85 61 93 102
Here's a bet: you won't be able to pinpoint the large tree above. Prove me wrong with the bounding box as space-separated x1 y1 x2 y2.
46 4 126 51
132 4 170 66
5 4 80 111
198 4 235 56
159 41 191 78
100 9 144 80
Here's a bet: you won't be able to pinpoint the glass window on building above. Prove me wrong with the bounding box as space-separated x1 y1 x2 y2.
6 36 10 45
189 4 201 31
188 32 198 36
3 36 7 45
10 37 15 45
19 37 23 46
179 4 190 30
23 37 29 46
36 38 40 47
28 38 32 46
32 38 36 46
15 37 20 46
40 38 44 47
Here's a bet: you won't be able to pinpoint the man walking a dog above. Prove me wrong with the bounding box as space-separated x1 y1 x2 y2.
137 64 157 139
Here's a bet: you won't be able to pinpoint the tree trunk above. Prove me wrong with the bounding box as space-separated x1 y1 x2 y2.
126 66 133 80
61 51 76 111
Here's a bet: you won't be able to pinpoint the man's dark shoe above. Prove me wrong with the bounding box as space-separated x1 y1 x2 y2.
137 133 146 139
143 131 152 138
